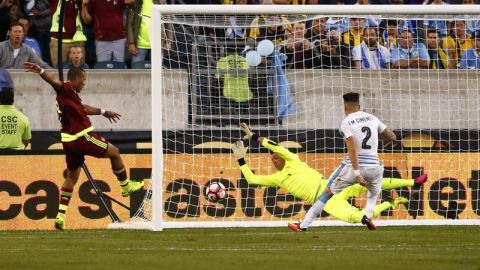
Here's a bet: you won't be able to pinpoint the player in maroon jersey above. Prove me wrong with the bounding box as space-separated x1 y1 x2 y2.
23 62 144 230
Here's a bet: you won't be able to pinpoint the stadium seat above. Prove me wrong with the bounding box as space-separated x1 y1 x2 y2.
131 61 151 69
94 61 127 69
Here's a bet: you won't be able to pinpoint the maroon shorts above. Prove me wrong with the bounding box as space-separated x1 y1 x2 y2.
63 132 109 170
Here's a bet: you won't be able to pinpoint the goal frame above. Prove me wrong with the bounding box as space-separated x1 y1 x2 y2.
110 4 480 231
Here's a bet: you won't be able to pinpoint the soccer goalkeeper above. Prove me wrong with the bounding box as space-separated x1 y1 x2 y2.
232 123 427 230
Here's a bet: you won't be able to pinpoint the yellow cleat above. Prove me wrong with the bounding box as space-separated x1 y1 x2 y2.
393 197 409 208
121 180 144 197
54 213 65 231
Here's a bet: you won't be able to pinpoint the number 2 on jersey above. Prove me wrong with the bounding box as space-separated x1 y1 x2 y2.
361 126 372 149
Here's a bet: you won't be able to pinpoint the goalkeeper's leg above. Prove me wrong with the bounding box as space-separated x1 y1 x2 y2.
297 164 346 230
381 174 428 189
325 195 409 224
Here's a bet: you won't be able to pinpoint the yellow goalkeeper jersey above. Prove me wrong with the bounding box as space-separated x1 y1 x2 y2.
240 138 326 204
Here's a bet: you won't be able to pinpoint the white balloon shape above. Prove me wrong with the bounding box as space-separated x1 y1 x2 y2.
246 50 262 67
257 39 274 56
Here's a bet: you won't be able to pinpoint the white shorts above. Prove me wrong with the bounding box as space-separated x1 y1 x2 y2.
329 165 384 196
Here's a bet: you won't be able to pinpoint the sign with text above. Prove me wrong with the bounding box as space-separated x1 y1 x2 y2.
0 152 479 230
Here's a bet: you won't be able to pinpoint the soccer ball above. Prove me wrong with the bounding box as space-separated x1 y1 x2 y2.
205 182 226 201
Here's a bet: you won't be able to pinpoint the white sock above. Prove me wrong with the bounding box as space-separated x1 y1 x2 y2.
300 200 326 229
364 191 379 219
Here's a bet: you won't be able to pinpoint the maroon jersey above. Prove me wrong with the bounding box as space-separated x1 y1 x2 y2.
87 0 126 41
55 82 92 134
50 0 81 39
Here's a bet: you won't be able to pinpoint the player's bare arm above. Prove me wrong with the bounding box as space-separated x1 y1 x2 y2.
380 128 397 143
23 62 62 89
83 104 121 123
380 128 397 147
345 136 367 185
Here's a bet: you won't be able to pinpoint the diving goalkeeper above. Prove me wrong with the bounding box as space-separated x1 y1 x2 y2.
232 123 427 229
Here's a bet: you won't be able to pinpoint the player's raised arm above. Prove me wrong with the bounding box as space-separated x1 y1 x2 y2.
231 141 280 187
240 122 298 161
23 62 62 90
83 104 121 123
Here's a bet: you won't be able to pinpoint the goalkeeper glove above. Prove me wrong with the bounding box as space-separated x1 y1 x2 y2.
232 141 248 160
240 122 255 140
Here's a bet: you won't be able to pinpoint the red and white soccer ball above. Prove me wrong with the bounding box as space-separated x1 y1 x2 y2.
205 182 226 201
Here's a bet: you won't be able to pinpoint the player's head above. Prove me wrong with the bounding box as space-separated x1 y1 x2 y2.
343 92 360 113
270 152 286 171
67 67 86 92
0 87 14 105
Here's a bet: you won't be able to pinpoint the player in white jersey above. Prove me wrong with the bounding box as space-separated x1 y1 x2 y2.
295 92 397 231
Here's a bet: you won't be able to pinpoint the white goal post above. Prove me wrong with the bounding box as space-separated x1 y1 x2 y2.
111 5 480 230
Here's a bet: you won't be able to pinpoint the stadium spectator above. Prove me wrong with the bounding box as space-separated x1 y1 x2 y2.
423 0 448 38
0 69 31 150
26 0 51 65
223 0 249 40
391 30 430 69
463 0 480 35
281 22 314 68
443 20 473 67
0 23 50 69
7 4 24 31
50 0 86 68
313 29 354 68
248 0 291 45
426 29 455 69
62 45 89 69
382 20 398 49
0 0 15 41
18 17 42 57
342 17 365 47
459 31 480 69
127 0 172 65
306 17 327 44
352 27 390 69
81 0 134 64
325 17 349 34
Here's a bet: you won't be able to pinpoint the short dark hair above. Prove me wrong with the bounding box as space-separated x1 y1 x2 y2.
0 87 14 105
364 27 378 36
67 67 85 81
427 28 440 37
387 20 398 26
9 22 23 32
343 92 360 104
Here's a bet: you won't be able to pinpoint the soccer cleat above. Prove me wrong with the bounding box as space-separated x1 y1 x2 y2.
54 213 65 231
121 180 144 197
392 197 409 208
413 174 428 188
361 215 376 230
288 221 306 232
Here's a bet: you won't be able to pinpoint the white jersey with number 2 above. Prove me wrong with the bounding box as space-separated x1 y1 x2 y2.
340 111 386 167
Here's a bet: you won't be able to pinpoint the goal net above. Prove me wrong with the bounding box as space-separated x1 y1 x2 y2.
112 5 480 230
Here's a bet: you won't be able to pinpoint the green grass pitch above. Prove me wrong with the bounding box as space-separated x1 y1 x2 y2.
1 226 479 270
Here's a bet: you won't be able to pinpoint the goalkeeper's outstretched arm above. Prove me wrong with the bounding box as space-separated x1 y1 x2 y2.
240 123 298 161
232 141 280 187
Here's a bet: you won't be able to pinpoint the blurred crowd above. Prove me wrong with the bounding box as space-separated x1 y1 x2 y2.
0 0 479 70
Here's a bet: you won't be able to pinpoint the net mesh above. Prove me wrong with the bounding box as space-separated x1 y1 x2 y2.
132 11 480 228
